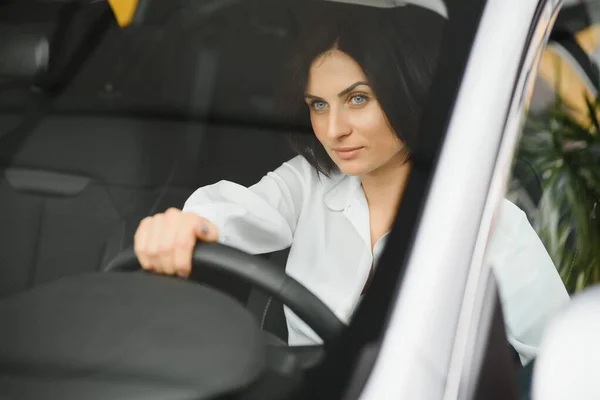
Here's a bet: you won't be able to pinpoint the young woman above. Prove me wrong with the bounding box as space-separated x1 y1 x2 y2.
133 4 569 364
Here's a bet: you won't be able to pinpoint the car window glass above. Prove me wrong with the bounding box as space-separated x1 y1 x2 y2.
499 1 600 396
0 0 447 344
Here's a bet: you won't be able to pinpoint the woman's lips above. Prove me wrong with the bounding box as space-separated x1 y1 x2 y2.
333 147 363 160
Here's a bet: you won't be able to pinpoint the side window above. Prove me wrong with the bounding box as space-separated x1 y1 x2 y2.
508 19 600 294
497 3 600 373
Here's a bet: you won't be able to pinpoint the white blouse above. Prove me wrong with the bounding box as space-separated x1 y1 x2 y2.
183 155 569 363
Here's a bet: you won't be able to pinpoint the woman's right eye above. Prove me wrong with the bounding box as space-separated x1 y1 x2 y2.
310 101 327 111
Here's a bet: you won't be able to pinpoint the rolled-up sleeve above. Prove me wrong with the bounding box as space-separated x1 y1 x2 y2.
487 199 570 365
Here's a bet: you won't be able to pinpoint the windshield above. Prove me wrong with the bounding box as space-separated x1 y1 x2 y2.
0 0 448 313
0 0 496 398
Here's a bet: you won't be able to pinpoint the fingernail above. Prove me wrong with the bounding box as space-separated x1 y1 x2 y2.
200 223 209 235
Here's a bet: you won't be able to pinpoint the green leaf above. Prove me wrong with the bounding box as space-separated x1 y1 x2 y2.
515 83 600 294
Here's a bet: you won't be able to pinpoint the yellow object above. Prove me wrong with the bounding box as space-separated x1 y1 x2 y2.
108 0 139 27
537 47 593 125
575 24 600 55
536 24 600 126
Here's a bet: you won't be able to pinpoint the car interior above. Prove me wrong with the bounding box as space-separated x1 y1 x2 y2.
0 0 591 399
0 0 300 309
0 1 415 398
0 2 309 398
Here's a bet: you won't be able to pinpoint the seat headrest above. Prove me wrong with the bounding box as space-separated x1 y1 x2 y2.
0 28 50 80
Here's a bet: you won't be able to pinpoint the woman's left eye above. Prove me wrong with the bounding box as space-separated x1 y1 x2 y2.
349 94 367 105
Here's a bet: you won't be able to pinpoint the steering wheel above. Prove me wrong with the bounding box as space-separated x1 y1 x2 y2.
105 242 345 343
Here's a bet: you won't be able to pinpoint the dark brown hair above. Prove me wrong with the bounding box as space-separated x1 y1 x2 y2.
280 2 446 176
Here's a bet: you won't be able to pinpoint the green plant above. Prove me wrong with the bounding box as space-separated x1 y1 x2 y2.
514 92 600 293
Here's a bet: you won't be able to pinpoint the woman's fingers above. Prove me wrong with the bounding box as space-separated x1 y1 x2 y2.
146 213 167 273
134 216 153 270
132 209 219 277
172 215 220 278
156 208 183 275
172 215 201 278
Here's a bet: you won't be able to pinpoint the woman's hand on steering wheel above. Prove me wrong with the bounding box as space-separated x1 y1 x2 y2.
133 208 219 278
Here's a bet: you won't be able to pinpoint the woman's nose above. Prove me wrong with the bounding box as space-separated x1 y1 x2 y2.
326 108 352 140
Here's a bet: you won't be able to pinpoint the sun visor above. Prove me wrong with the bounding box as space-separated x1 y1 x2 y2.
0 28 50 80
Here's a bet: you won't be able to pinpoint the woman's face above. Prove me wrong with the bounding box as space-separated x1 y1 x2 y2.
305 49 405 177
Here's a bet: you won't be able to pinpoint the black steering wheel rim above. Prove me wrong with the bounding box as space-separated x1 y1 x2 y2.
105 242 345 343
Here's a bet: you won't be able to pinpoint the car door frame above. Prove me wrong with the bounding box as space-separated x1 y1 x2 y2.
446 1 564 398
357 0 564 399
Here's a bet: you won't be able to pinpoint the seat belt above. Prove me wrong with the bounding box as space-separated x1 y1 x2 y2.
0 4 113 166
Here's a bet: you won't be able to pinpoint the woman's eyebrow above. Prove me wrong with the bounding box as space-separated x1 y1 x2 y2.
337 81 369 97
304 81 370 100
304 93 323 101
